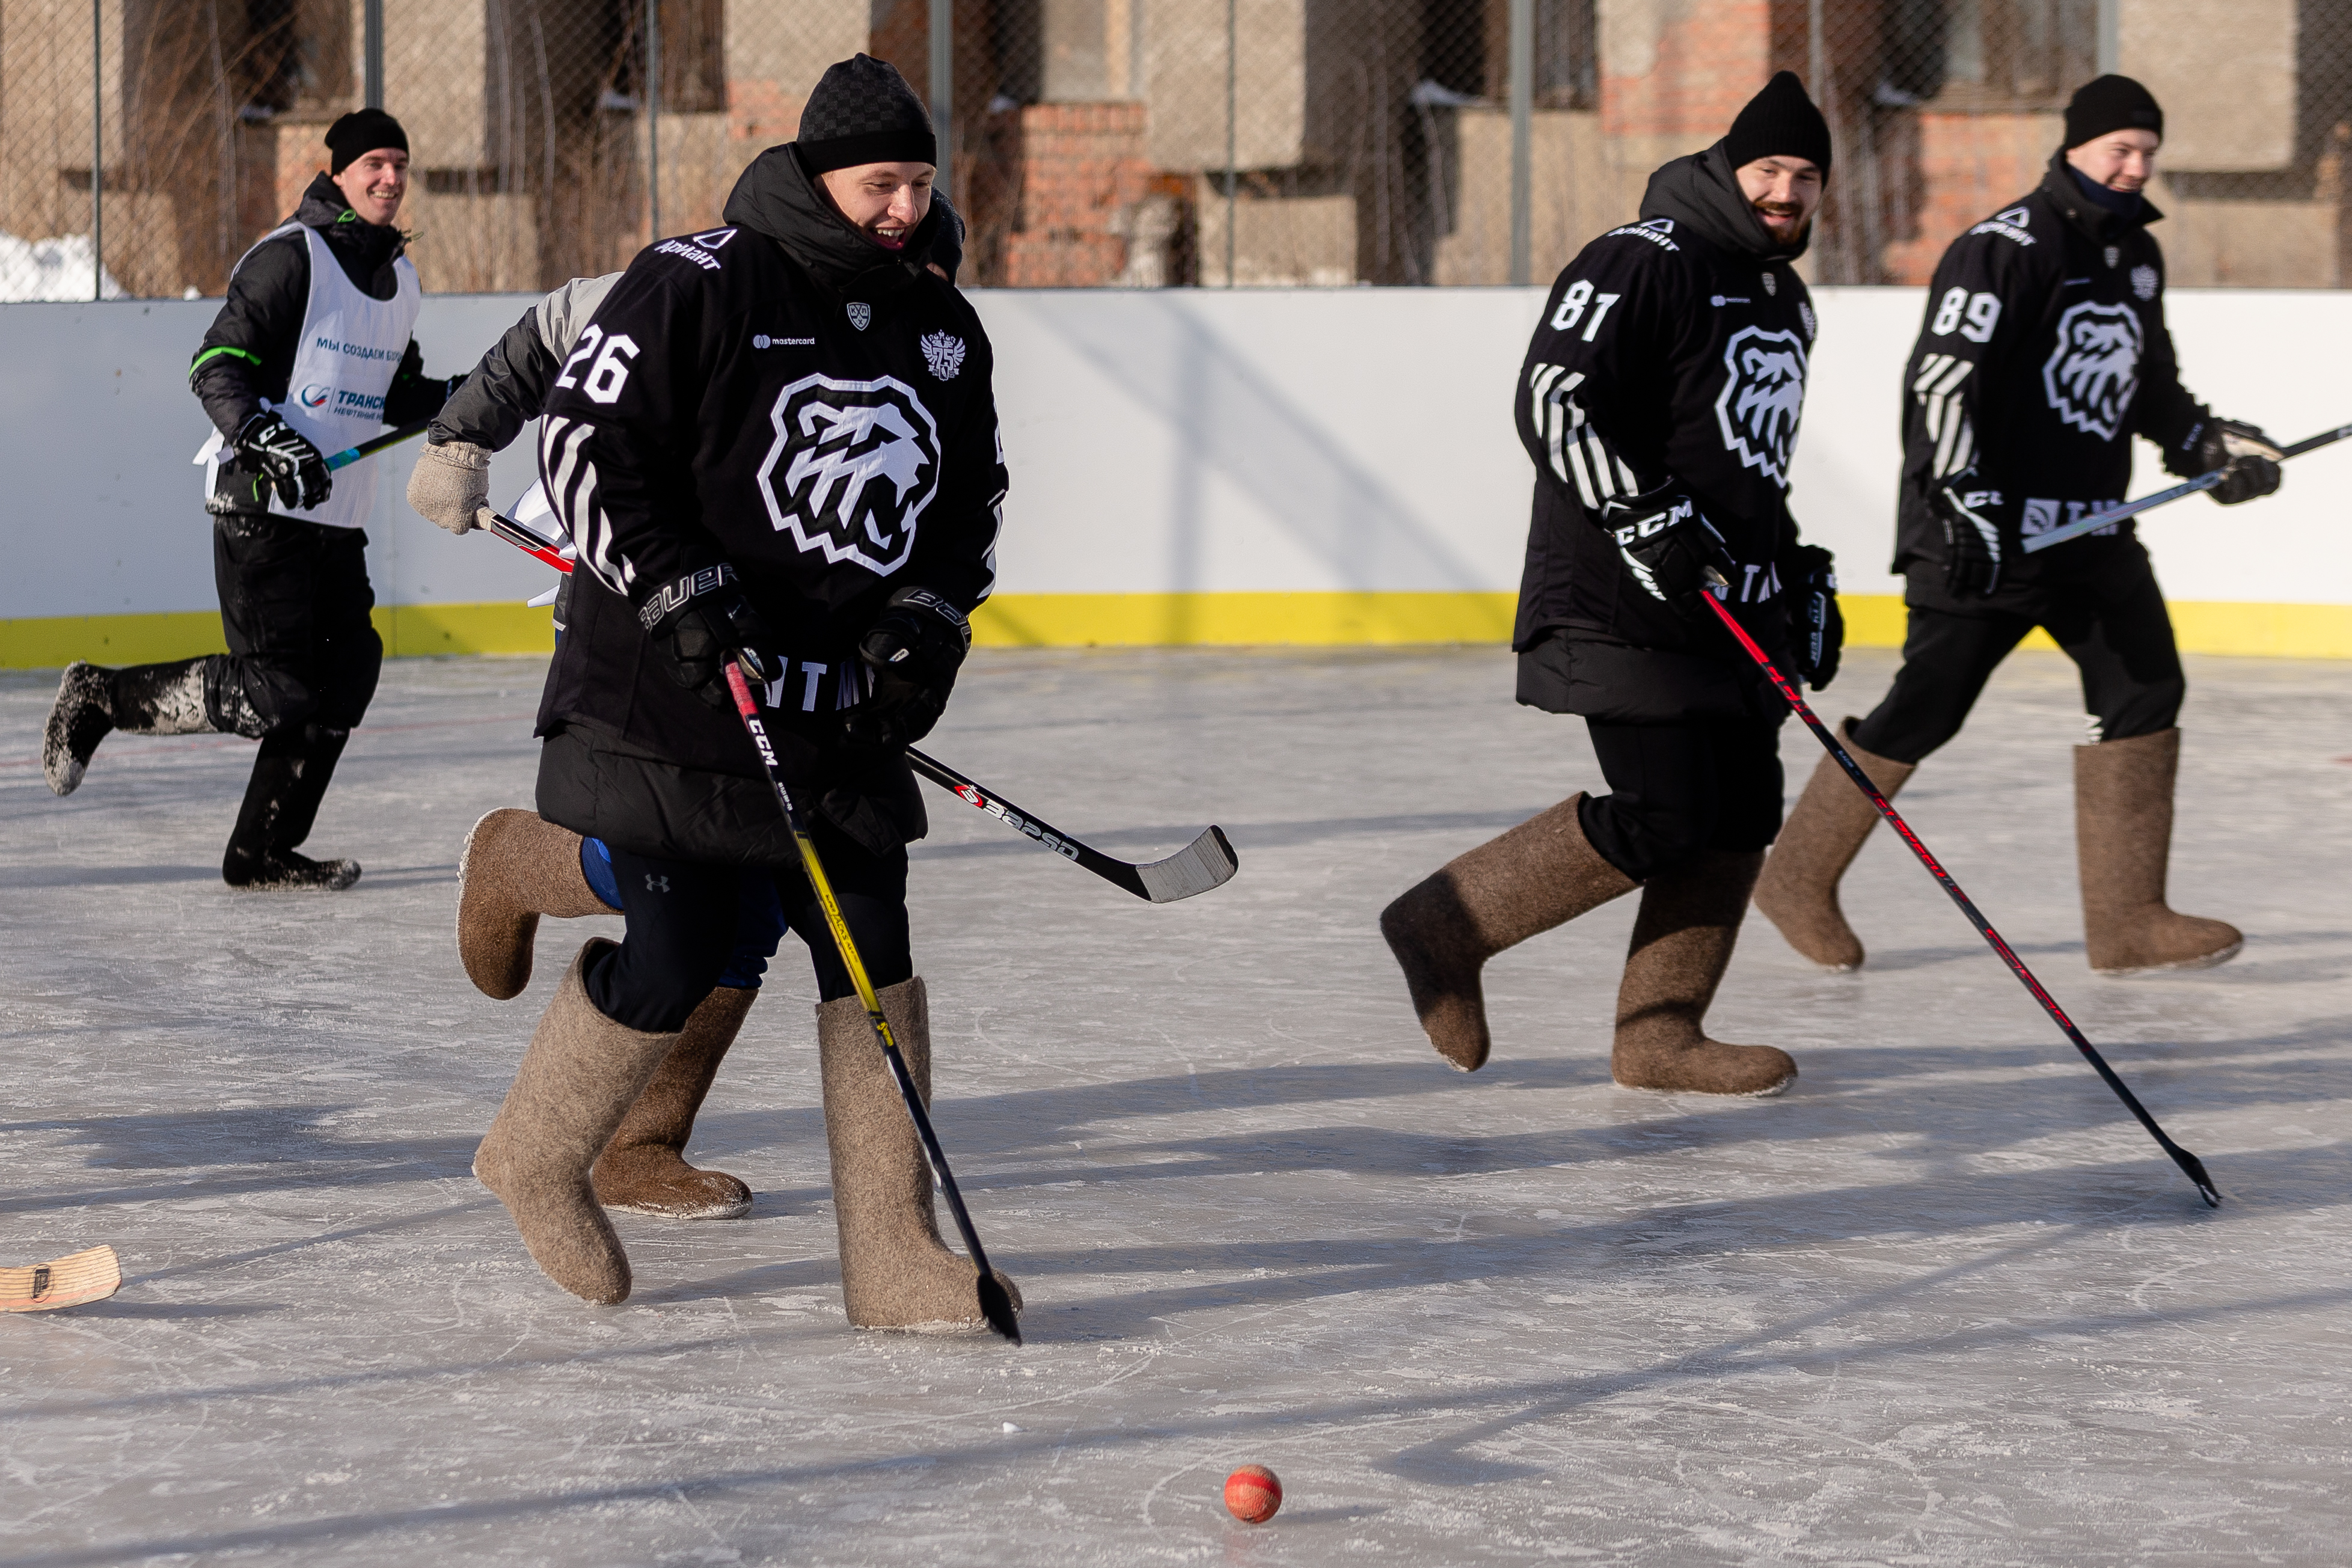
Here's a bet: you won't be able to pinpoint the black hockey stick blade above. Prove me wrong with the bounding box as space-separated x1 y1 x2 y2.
2022 415 2352 554
1703 590 2219 1207
905 747 1239 902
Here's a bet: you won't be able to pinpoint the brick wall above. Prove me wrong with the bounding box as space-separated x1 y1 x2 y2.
998 102 1159 287
1879 112 2060 284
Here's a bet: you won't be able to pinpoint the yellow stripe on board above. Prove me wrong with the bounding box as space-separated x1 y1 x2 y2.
0 602 554 669
5 593 2350 668
971 592 1519 647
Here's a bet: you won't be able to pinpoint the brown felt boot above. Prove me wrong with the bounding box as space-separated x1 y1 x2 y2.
1612 850 1798 1096
592 985 757 1220
2075 729 2243 975
818 978 1023 1332
1753 720 1916 972
458 809 613 1000
473 941 682 1304
1379 794 1639 1071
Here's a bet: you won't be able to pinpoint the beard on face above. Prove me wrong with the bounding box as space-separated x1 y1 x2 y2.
1752 199 1808 240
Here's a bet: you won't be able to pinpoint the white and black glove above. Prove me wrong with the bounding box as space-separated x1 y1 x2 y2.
1600 483 1730 616
405 439 492 534
842 586 971 750
637 563 777 710
234 412 331 511
2192 418 2283 506
1783 543 1843 690
1932 469 2009 596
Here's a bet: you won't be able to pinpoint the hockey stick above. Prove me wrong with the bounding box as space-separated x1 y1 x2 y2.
1703 590 2220 1207
486 511 1239 902
904 748 1238 903
2020 418 2352 554
1 1244 122 1312
723 659 1021 1344
243 420 430 507
325 419 431 472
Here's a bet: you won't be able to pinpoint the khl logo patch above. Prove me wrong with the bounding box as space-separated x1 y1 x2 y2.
920 331 967 380
847 301 872 331
755 373 941 575
2131 264 2159 301
2042 300 2143 441
1713 325 1807 487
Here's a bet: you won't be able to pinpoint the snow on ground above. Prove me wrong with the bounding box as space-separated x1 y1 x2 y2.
2 645 2348 1565
0 234 124 302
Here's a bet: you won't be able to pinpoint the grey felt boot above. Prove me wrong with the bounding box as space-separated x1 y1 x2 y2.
817 978 1022 1332
474 940 682 1303
1379 794 1639 1071
1613 850 1798 1096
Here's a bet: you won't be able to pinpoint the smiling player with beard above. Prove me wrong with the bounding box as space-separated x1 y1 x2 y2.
1381 72 1842 1097
1754 76 2280 978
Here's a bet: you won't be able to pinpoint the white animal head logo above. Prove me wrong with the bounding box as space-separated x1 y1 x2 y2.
756 374 940 574
920 331 967 381
1714 326 1807 487
2131 265 2159 302
2042 301 2143 441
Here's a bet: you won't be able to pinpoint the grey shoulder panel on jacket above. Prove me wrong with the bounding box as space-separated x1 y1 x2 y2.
534 273 623 360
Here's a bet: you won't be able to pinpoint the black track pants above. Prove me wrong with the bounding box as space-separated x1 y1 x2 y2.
1578 714 1787 882
1851 559 2184 765
210 512 383 736
588 827 912 1034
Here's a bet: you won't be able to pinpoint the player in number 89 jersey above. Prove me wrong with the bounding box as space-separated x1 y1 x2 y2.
1756 75 2280 978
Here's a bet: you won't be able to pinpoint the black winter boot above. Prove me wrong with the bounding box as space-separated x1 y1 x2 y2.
222 724 361 891
42 657 222 797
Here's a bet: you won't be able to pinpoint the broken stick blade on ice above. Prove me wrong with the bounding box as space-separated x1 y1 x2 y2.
0 1245 122 1312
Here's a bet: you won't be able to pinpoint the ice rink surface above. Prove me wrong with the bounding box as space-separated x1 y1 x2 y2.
3 644 2348 1566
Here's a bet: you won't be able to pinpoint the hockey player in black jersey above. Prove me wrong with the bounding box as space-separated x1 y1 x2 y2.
1755 76 2276 977
1382 72 1842 1097
467 56 1018 1330
405 201 966 1230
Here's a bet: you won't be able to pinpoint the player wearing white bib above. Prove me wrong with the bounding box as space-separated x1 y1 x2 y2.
41 109 455 890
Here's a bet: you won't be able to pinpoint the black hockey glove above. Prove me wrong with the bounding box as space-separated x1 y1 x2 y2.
2191 418 2283 506
1784 544 1843 691
638 563 777 710
841 586 972 750
1931 470 2009 597
1600 484 1732 616
234 412 331 511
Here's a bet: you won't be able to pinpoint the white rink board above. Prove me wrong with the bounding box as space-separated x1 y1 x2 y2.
4 285 2351 621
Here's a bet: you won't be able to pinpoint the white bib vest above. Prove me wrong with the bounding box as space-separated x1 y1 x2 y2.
196 221 420 528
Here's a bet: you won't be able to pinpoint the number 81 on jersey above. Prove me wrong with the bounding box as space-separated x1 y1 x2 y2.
1551 280 1622 342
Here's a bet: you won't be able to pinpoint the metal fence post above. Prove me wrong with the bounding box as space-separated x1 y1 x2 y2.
1508 0 1532 286
930 0 954 198
364 0 384 108
91 0 102 301
2096 0 2120 73
1224 0 1236 287
647 0 662 239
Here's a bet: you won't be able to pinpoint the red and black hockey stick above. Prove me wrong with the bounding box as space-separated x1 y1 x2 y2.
483 510 1239 903
724 658 1020 1344
1704 589 2220 1207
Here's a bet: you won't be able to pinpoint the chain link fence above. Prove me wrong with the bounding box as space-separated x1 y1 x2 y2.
4 2 2348 300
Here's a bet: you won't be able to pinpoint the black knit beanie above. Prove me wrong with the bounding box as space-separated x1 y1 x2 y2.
2063 75 2163 149
798 54 937 174
1725 71 1832 174
325 108 408 173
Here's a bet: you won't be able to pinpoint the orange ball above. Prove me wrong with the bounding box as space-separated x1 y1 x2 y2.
1223 1463 1282 1524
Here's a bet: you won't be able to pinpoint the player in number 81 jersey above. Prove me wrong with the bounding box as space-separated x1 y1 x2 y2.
1382 72 1844 1099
